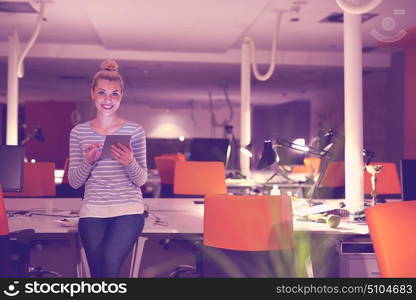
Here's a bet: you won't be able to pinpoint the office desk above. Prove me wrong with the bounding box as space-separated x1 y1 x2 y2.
5 197 368 277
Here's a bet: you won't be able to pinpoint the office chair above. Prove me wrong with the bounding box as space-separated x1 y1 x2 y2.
154 154 186 197
203 194 312 277
315 161 345 199
4 162 56 197
0 185 36 277
291 157 321 176
365 201 416 277
168 161 227 277
304 157 321 176
363 162 401 201
173 161 227 197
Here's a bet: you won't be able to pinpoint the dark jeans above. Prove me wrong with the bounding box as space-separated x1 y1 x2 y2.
78 214 145 278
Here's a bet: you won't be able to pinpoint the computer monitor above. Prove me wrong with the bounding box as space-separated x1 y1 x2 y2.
190 138 230 164
400 159 416 201
0 145 25 192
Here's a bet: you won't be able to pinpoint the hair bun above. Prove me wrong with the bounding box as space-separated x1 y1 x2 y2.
100 59 118 72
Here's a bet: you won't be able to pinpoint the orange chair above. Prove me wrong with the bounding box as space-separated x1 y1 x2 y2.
0 185 11 276
304 157 321 176
0 185 37 277
291 157 321 176
319 162 345 188
203 194 309 277
0 185 9 236
312 161 345 199
173 161 227 197
159 153 186 160
155 154 186 185
290 165 308 174
154 154 186 197
364 162 401 196
4 162 56 197
365 201 416 277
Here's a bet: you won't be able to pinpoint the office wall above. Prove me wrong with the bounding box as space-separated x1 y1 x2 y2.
24 101 78 169
76 101 241 139
386 52 405 163
252 101 310 167
309 57 404 164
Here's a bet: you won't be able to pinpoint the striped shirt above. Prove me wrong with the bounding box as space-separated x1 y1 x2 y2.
68 120 148 218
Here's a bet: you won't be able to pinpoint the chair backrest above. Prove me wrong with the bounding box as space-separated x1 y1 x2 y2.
154 153 186 184
173 161 226 195
365 201 416 277
0 185 9 236
290 165 308 174
291 157 322 175
4 162 56 197
204 194 293 251
304 157 321 175
364 162 401 195
160 153 186 160
319 161 345 187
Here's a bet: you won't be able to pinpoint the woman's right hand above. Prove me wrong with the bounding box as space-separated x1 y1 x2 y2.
84 143 103 165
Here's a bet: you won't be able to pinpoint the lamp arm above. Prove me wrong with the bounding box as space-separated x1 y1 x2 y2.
275 138 330 157
244 10 284 81
21 133 32 146
17 2 46 78
336 0 382 15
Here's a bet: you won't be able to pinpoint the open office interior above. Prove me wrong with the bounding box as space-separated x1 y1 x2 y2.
1 0 416 279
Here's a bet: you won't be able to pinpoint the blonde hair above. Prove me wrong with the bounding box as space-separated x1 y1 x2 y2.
91 59 125 91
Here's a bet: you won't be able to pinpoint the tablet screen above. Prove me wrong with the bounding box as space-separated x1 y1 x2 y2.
101 135 132 159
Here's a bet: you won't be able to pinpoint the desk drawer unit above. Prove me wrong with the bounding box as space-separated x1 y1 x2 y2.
338 241 380 278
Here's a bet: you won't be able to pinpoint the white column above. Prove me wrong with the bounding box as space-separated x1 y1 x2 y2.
240 40 251 177
343 12 364 214
7 32 19 146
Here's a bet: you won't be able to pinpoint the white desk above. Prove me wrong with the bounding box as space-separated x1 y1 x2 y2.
4 197 368 277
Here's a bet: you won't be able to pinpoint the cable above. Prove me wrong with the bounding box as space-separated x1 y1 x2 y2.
208 81 234 130
17 2 46 78
244 10 284 81
148 211 168 227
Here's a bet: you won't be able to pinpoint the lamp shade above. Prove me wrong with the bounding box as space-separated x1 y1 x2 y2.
258 139 276 169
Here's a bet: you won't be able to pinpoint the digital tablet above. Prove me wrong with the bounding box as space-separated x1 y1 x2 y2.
101 135 132 159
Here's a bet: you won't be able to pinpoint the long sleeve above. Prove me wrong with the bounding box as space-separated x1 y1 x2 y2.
68 127 94 189
125 125 148 187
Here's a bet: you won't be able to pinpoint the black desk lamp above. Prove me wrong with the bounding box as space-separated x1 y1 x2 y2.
257 139 297 184
258 136 333 203
21 126 45 145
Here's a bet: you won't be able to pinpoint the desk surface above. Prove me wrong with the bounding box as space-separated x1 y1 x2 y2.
4 197 369 235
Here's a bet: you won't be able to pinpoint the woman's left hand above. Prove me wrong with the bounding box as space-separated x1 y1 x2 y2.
111 143 134 166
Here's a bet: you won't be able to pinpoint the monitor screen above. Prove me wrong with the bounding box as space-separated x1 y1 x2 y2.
0 145 25 192
190 138 230 164
400 159 416 201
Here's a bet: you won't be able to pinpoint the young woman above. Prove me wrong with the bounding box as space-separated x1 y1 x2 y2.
68 59 147 277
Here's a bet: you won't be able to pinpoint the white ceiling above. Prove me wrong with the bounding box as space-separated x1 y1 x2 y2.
0 0 414 105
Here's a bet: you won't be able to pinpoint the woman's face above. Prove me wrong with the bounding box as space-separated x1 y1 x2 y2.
91 79 123 116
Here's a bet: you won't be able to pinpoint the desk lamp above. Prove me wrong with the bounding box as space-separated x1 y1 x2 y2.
21 126 45 145
258 136 333 204
257 139 298 185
